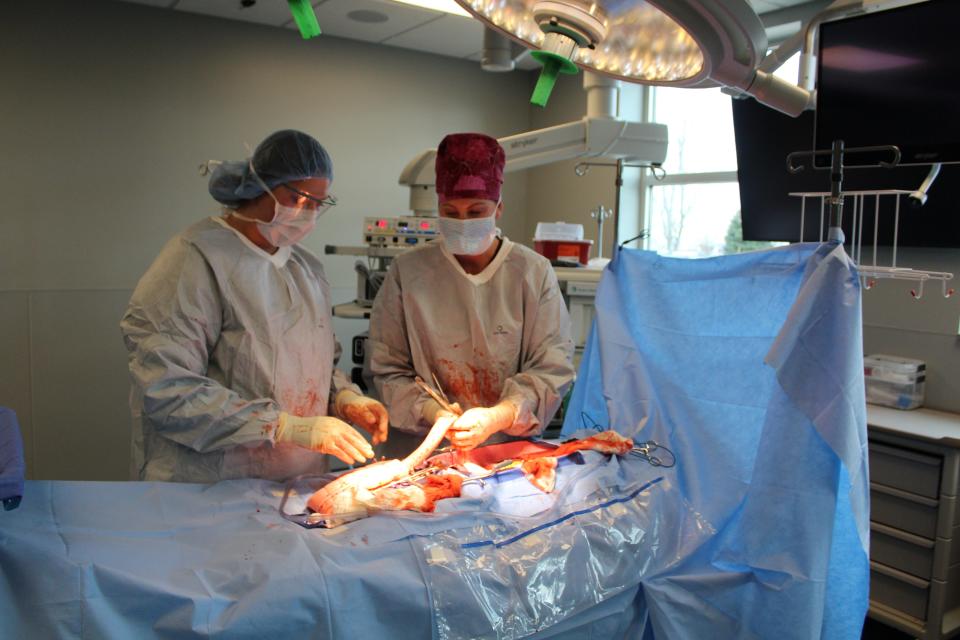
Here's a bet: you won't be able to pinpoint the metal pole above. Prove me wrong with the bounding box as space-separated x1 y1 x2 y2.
827 139 845 242
613 158 624 254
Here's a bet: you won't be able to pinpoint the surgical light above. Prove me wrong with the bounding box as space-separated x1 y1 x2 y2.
391 0 472 17
454 0 810 115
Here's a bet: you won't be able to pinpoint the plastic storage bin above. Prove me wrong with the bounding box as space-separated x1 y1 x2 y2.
534 221 584 241
864 354 926 410
534 239 593 265
534 221 592 266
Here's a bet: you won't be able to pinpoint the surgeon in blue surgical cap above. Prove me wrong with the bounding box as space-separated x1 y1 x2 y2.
121 130 388 482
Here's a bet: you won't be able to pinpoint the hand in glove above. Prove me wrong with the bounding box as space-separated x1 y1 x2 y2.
275 412 374 464
422 398 463 426
447 402 517 451
335 390 389 445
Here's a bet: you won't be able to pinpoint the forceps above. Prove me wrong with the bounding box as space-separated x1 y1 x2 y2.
414 375 462 416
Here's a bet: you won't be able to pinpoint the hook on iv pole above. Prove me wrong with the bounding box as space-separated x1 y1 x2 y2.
912 277 955 299
910 280 924 300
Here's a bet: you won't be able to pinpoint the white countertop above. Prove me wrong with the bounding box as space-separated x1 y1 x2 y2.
868 404 960 444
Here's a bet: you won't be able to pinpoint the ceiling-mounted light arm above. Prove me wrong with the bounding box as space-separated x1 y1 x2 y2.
645 0 814 116
787 0 863 91
669 1 815 117
742 0 924 115
725 0 858 114
651 0 767 88
398 117 667 214
740 69 812 116
758 1 914 86
481 27 528 72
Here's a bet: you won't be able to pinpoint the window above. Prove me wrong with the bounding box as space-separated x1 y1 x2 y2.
643 85 740 256
656 86 738 174
646 181 742 256
632 54 800 257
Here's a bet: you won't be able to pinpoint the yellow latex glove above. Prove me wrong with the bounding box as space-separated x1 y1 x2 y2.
275 412 374 464
447 402 517 451
421 398 462 425
335 390 390 445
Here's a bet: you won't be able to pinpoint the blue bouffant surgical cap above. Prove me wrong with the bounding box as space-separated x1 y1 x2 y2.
208 129 333 206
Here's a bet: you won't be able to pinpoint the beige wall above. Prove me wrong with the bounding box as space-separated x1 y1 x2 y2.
0 0 544 480
861 248 960 413
522 77 646 259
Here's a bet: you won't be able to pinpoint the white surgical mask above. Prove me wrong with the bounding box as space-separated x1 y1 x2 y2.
438 215 497 255
230 201 320 247
261 202 319 247
231 158 327 247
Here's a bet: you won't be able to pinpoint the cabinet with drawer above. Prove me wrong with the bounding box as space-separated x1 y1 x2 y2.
867 406 960 640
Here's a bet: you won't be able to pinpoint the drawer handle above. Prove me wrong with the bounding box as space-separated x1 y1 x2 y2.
871 482 940 507
870 560 930 589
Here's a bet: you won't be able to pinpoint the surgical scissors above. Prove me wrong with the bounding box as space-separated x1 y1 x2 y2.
630 441 676 468
415 375 462 416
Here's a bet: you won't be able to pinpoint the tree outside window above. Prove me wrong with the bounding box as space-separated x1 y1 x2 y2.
637 55 798 257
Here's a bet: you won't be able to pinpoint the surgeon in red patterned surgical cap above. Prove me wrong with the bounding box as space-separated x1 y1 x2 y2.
368 132 575 458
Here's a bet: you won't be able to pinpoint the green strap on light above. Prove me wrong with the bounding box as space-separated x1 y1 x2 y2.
288 0 321 40
529 50 579 107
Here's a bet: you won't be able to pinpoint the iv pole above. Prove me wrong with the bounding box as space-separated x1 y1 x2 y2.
786 140 900 241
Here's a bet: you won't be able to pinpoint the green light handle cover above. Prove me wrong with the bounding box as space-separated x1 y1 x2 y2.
530 51 578 107
288 0 321 40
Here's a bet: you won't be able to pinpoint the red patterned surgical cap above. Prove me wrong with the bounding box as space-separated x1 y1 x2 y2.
435 133 505 204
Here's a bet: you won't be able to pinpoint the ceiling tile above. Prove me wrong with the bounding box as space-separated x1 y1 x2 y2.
306 0 440 44
174 0 295 27
381 13 483 58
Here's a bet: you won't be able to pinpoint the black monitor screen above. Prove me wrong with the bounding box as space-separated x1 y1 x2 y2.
815 0 960 167
734 96 960 247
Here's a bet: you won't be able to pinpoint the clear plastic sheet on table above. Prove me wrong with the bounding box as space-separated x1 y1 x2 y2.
417 453 712 640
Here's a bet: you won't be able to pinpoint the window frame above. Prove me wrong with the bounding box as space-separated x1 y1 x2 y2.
628 85 741 254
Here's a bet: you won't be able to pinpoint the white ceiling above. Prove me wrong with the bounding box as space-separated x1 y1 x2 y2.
114 0 826 71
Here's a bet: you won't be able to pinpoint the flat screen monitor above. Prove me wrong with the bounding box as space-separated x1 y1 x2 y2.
815 0 960 168
734 96 960 246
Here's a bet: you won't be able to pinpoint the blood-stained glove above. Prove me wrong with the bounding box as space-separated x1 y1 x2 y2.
275 412 374 464
334 390 390 445
447 402 517 451
421 399 463 426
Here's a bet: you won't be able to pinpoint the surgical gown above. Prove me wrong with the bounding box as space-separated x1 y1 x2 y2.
368 238 574 439
121 217 359 482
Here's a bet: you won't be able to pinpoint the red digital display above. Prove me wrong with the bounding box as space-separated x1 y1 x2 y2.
419 221 430 230
377 219 388 228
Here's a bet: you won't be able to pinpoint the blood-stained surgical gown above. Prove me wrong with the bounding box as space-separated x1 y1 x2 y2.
368 238 574 440
121 217 359 483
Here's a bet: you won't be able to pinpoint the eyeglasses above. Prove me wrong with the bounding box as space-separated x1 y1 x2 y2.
283 184 338 210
